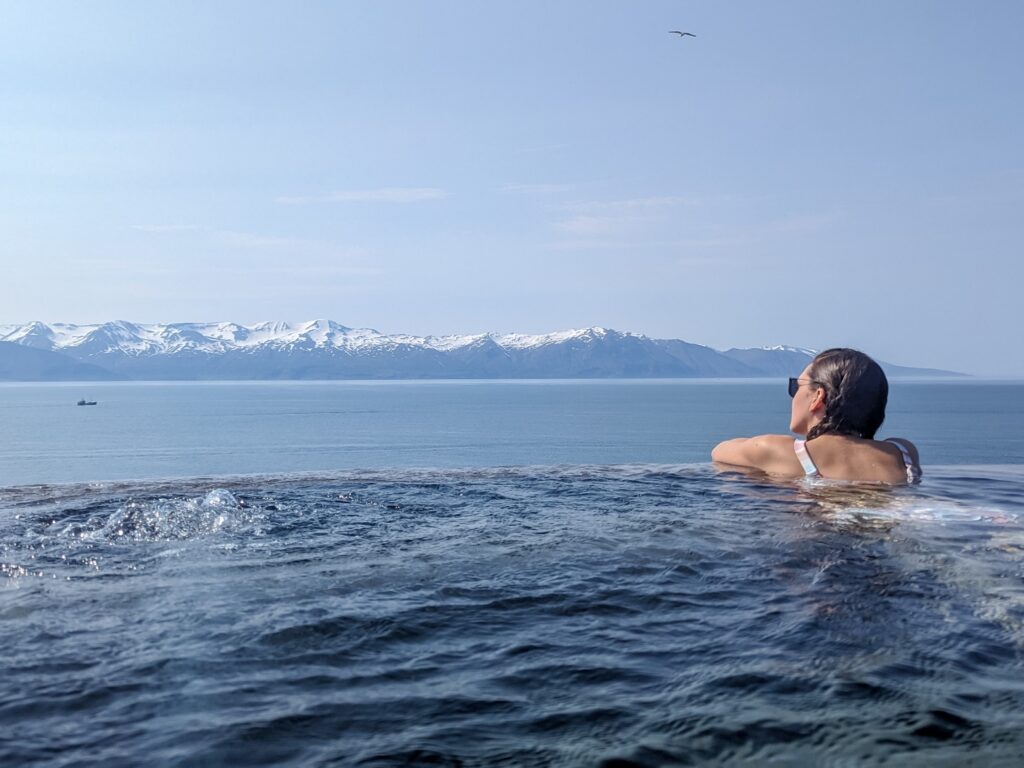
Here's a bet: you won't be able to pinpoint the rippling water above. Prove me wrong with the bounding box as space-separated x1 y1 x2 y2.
3 465 1023 766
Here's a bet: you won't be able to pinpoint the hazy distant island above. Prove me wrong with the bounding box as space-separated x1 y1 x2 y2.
0 320 963 382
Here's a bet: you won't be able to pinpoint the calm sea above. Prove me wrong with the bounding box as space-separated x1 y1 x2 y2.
0 379 1022 485
2 380 1023 766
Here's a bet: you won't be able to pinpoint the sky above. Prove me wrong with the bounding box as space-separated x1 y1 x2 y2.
1 1 1022 375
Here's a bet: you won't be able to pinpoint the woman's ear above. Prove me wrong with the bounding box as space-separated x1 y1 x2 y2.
810 387 827 413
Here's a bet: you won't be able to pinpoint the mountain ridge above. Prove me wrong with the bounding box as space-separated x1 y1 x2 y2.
0 321 965 381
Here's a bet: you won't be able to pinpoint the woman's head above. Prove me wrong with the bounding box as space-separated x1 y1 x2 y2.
790 348 889 440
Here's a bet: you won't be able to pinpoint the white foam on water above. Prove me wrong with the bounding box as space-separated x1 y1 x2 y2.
71 489 268 543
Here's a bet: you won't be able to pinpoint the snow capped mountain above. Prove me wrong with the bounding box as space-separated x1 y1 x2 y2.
759 345 818 355
0 321 962 381
0 321 632 357
1 320 57 350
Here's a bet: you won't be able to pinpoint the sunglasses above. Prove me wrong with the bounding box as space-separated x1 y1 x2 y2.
788 377 823 398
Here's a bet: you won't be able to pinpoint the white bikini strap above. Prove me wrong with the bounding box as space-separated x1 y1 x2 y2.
793 439 819 476
886 439 921 483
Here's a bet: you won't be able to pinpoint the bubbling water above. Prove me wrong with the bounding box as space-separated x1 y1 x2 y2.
78 488 264 542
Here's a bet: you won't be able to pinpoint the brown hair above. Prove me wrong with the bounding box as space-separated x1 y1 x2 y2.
805 348 888 441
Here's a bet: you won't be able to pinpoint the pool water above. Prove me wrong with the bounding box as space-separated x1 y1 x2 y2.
3 464 1023 766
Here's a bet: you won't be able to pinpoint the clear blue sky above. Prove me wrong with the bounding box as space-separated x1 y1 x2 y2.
2 1 1022 375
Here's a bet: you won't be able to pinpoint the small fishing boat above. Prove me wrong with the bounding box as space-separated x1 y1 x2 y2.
76 400 98 406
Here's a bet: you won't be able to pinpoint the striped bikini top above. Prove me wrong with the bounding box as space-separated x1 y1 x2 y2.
793 438 921 484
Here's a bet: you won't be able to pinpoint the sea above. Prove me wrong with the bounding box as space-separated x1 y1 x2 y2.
2 379 1023 766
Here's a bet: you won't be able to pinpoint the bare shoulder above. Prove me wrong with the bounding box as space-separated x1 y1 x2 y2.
712 434 801 475
883 437 921 465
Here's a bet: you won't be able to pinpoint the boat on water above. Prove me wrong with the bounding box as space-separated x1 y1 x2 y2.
76 400 98 406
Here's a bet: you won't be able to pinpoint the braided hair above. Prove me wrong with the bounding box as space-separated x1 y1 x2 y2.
804 348 888 441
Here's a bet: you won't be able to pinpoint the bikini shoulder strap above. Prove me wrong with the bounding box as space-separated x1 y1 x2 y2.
793 439 819 476
885 438 922 483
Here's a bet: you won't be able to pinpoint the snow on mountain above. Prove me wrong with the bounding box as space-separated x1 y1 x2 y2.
494 327 616 349
0 322 631 356
2 321 57 350
0 321 962 380
419 333 494 352
760 345 818 356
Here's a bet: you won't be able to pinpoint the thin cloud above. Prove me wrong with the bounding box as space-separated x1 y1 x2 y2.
556 215 625 236
549 195 839 253
73 258 382 278
676 256 720 266
671 235 752 249
561 196 700 214
552 196 698 239
767 212 842 234
545 237 743 252
129 224 206 233
516 142 571 154
276 188 447 204
130 225 377 262
196 263 383 278
216 231 320 249
545 239 647 251
501 182 579 195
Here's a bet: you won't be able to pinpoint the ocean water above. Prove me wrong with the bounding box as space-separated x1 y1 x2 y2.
1 379 1022 485
2 381 1024 766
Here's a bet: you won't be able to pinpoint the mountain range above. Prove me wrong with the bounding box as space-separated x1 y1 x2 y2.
0 320 962 381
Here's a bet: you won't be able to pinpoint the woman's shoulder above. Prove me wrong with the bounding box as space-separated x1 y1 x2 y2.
879 437 921 465
711 434 804 475
818 435 921 483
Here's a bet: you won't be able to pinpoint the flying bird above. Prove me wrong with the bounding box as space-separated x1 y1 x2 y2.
669 31 696 37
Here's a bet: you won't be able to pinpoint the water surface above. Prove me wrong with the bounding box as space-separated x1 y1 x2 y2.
2 465 1023 766
3 380 1023 765
1 380 1021 485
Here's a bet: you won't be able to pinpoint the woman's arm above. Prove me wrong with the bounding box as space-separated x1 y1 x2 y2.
712 435 802 476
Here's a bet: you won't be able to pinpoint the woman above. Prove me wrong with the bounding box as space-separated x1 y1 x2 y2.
712 348 921 483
